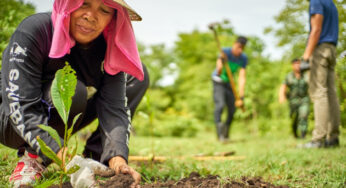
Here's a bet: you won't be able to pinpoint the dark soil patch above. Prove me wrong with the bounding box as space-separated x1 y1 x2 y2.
99 174 135 188
48 182 73 188
19 182 73 188
99 172 289 188
20 172 289 188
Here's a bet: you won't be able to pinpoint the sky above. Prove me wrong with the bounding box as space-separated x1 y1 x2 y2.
23 0 287 59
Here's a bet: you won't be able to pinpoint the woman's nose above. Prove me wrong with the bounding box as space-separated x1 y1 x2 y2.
82 11 97 23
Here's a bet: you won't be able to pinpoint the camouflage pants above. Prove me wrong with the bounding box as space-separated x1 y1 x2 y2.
290 101 309 138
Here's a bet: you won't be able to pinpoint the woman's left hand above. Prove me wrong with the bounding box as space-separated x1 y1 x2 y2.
109 156 141 188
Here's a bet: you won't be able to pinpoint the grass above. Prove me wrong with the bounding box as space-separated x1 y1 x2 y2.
0 118 345 187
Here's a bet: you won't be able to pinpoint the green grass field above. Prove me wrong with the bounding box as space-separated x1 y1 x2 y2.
0 119 345 188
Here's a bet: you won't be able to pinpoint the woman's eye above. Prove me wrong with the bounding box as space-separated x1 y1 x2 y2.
101 8 111 14
81 2 88 7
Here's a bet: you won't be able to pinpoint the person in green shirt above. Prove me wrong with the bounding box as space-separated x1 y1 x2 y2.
212 36 248 142
279 58 310 138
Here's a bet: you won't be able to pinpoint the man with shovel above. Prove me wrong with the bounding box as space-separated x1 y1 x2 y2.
211 36 248 142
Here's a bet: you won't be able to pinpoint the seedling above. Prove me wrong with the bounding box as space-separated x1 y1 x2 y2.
36 63 81 187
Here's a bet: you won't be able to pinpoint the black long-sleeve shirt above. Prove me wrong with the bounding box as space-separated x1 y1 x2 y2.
0 13 131 165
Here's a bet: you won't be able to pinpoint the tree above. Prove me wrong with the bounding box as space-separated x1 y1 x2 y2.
265 0 346 59
137 42 176 88
0 0 35 61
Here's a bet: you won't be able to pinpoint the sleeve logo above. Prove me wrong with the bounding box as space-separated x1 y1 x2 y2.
10 42 27 57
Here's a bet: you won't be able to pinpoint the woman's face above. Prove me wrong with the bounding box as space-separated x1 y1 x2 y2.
70 0 115 45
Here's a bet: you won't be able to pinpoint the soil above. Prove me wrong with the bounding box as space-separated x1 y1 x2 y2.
99 172 289 188
19 182 73 188
99 174 135 188
20 172 289 188
47 182 74 188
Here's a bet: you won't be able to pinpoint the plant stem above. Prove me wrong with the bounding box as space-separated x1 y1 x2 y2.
59 174 63 188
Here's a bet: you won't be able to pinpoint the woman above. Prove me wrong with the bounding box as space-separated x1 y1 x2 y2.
0 0 148 187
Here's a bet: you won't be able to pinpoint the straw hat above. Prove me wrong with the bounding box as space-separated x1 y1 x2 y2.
112 0 142 21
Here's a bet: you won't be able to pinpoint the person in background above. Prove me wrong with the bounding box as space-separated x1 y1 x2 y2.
300 0 340 148
211 36 248 142
279 58 310 139
0 0 149 187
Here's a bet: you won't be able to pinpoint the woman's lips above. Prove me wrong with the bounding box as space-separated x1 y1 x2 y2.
77 24 94 34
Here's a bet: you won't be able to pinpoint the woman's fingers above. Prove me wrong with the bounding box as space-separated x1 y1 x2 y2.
116 165 141 187
129 167 141 187
118 165 130 174
109 157 141 187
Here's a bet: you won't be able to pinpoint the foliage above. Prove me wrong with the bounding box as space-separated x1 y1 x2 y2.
336 56 346 127
133 90 201 137
138 42 176 88
51 63 78 125
133 0 346 137
172 20 281 121
133 20 290 137
0 0 34 62
264 0 346 59
264 0 309 60
37 64 80 187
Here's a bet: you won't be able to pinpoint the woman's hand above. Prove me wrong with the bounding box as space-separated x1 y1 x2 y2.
109 156 141 188
57 147 68 165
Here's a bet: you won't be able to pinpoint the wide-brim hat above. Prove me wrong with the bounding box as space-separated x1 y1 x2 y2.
112 0 142 21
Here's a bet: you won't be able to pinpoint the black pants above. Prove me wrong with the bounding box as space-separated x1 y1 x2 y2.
2 64 149 160
83 65 149 161
212 80 235 139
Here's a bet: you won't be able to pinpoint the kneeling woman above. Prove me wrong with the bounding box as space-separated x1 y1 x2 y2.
0 0 149 187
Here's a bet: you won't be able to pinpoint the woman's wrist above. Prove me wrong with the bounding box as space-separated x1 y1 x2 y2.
109 156 127 167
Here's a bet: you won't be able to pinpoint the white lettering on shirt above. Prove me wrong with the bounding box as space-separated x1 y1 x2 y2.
6 69 38 149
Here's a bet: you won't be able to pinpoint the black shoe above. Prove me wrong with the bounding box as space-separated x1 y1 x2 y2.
298 140 324 148
218 136 229 143
216 122 224 139
325 138 339 148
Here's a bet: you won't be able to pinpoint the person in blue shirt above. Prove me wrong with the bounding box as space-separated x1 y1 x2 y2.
212 36 248 142
300 0 340 148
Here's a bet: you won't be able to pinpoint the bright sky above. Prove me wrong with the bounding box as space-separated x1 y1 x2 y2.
24 0 287 59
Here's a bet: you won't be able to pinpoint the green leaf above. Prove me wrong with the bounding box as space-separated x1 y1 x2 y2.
67 113 82 140
51 63 77 125
37 124 62 148
34 178 57 188
70 137 79 160
37 137 62 167
66 165 80 175
72 113 82 128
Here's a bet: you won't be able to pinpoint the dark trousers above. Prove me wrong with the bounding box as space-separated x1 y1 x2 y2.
2 64 149 160
212 80 235 139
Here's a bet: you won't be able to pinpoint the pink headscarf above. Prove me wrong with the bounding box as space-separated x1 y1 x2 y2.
49 0 144 81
